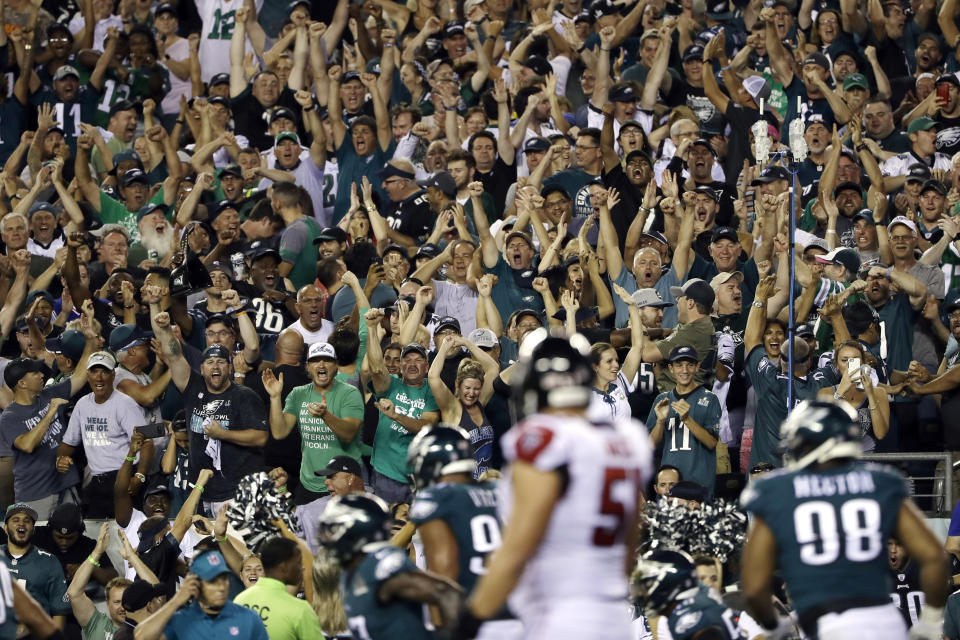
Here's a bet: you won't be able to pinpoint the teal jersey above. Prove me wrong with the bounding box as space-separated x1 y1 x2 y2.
645 386 720 496
668 585 740 640
370 377 439 483
342 545 433 640
745 346 827 468
0 545 69 617
741 461 907 618
408 482 501 593
939 242 960 295
874 294 918 372
30 88 100 152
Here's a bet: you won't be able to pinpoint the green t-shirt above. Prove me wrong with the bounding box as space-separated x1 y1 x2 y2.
82 609 118 640
91 136 131 178
370 376 439 482
278 217 321 290
234 577 324 640
284 380 364 493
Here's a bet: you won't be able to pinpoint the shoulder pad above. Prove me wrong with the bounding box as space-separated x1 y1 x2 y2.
513 423 557 464
373 547 407 582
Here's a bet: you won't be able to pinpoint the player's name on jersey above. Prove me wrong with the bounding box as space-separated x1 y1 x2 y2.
792 470 876 499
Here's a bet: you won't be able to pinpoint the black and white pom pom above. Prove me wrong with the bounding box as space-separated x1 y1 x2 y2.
227 471 302 551
643 499 747 562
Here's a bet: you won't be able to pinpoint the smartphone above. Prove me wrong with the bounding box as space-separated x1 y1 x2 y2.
847 358 864 390
135 422 166 439
938 83 950 105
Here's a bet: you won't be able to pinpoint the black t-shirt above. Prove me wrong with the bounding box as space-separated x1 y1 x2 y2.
88 263 147 294
933 112 960 157
666 80 718 126
181 371 268 501
476 157 516 219
33 527 115 579
230 88 305 151
723 102 762 181
427 349 468 392
384 190 433 245
233 282 297 335
602 164 644 254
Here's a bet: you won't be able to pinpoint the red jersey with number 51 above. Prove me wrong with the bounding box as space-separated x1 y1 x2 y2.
499 413 654 607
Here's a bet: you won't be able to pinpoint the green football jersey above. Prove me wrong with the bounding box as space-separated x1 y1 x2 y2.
645 387 720 496
741 461 907 617
341 545 433 640
668 585 740 640
409 481 501 593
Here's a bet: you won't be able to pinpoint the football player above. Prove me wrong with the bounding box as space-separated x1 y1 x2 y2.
407 425 523 639
316 493 463 640
631 549 742 639
455 333 654 639
741 399 949 640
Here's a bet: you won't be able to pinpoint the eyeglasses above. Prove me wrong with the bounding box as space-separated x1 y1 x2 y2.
889 234 914 242
205 329 233 338
819 17 838 25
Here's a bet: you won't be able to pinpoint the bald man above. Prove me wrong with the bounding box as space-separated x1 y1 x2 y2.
245 329 311 493
290 285 334 345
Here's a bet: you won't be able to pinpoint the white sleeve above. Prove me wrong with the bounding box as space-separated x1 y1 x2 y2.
880 155 902 177
119 396 148 438
393 132 419 160
549 55 572 97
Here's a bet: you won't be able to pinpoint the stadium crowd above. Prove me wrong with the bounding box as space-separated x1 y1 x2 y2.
0 0 959 636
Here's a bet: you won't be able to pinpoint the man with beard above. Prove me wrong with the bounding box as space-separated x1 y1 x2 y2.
362 310 440 503
797 115 832 187
472 81 517 218
135 204 175 261
378 159 432 249
242 247 297 335
152 310 268 514
265 181 318 289
58 351 152 517
476 210 544 324
77 163 151 243
1 504 71 626
110 323 168 426
329 67 394 222
915 179 950 243
263 341 363 509
881 118 952 192
313 226 346 261
31 38 114 152
626 289 673 419
690 186 723 259
0 319 95 518
445 150 495 226
412 241 479 335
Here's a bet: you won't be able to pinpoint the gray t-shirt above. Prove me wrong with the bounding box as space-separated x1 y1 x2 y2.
63 390 146 475
909 262 946 370
612 263 680 329
0 380 81 501
113 367 170 474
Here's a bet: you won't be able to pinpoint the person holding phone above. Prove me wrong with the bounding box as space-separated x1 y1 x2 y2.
817 340 890 453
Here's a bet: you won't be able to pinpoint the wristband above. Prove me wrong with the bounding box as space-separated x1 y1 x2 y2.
87 555 100 567
444 105 457 111
303 104 314 111
600 47 610 51
383 43 394 48
125 456 136 462
855 143 868 152
216 533 228 542
277 484 287 494
751 301 764 308
134 472 146 483
176 119 185 125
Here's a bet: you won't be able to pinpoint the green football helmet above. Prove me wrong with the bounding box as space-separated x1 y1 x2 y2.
407 424 477 490
630 549 699 617
780 399 861 470
315 493 391 562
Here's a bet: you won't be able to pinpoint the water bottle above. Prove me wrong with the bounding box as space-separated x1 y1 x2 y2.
231 252 247 280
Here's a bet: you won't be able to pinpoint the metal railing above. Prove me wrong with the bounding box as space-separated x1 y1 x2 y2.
862 452 953 516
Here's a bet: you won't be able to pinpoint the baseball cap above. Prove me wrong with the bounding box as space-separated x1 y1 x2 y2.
669 481 707 503
314 455 363 477
632 288 673 308
522 55 552 77
802 52 830 70
136 203 167 223
435 316 462 334
4 503 37 523
201 344 231 362
443 20 465 38
87 351 117 371
640 230 669 246
401 343 428 359
682 44 704 62
467 328 498 349
307 342 337 361
804 113 832 131
275 131 300 146
416 171 457 198
887 215 918 235
45 329 85 363
907 117 937 134
936 73 960 88
505 230 534 250
48 503 84 535
220 164 243 179
315 227 348 243
248 246 281 264
815 247 861 275
711 226 739 243
833 181 861 197
191 551 233 581
690 139 717 156
742 75 772 106
920 179 948 196
155 3 177 16
122 168 149 186
523 137 551 153
796 322 816 338
3 357 43 388
842 73 869 91
415 243 439 259
609 84 639 102
710 271 744 288
668 345 699 363
905 163 931 183
706 0 734 19
209 73 230 87
28 202 57 218
53 65 79 81
669 279 716 307
552 306 599 323
269 107 296 124
26 290 55 307
122 580 166 612
944 293 960 313
750 165 790 184
109 324 153 352
144 475 172 497
206 261 234 281
852 210 876 225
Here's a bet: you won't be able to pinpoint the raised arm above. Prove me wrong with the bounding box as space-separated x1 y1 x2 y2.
427 337 458 415
761 8 794 87
362 308 391 394
150 310 191 391
67 523 110 628
229 6 251 98
745 275 778 353
492 77 514 162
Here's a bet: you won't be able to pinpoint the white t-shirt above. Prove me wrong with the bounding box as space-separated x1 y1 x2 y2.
64 390 146 475
68 13 123 51
432 280 478 336
880 151 951 176
258 149 328 226
289 318 334 346
161 38 191 116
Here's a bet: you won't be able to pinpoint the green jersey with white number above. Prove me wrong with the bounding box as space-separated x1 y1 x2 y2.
409 481 500 593
741 461 907 617
645 386 720 496
198 0 264 82
342 545 434 640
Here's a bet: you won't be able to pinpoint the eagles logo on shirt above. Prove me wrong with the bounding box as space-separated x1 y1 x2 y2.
674 611 702 634
409 500 438 519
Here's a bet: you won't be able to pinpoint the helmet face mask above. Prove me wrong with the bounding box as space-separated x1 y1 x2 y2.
316 493 391 562
406 424 477 490
513 333 593 420
630 550 698 616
